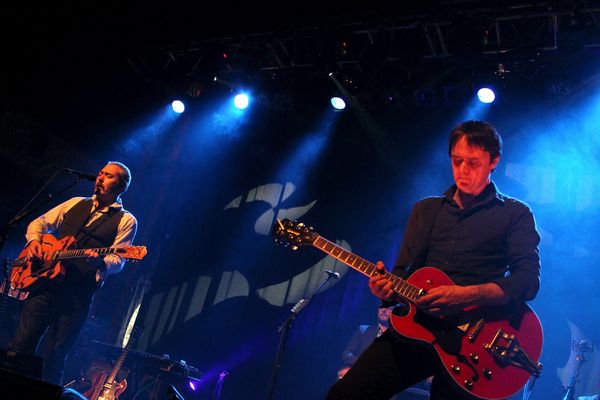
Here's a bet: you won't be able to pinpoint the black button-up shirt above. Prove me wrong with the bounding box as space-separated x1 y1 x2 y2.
393 182 541 303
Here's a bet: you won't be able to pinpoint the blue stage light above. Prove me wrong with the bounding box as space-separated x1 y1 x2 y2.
330 96 346 110
233 93 249 109
477 88 496 104
171 100 185 113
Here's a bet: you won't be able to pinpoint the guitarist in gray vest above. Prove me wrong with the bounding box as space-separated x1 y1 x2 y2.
327 121 542 400
8 161 138 386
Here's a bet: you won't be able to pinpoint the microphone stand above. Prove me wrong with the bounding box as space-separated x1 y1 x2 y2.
265 271 337 400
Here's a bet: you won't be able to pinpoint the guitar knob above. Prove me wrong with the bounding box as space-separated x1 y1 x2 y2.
451 365 461 374
464 379 474 390
469 353 479 362
483 369 492 379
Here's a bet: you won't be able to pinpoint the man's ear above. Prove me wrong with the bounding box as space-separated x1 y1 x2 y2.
490 156 500 170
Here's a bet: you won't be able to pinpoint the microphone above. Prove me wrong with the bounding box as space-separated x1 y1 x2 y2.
324 269 340 280
63 168 97 182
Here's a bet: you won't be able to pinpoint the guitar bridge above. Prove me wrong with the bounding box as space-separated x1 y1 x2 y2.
484 328 542 377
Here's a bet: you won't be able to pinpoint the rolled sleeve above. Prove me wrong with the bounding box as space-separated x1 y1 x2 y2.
491 204 541 302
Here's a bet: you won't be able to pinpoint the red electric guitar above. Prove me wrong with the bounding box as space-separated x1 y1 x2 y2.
10 233 147 292
273 218 543 400
83 325 144 400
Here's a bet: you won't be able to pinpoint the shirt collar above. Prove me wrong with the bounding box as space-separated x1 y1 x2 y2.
91 195 123 211
442 181 504 207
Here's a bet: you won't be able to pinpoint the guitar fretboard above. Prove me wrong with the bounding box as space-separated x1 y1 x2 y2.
312 235 423 302
107 327 144 384
107 340 132 384
53 247 122 260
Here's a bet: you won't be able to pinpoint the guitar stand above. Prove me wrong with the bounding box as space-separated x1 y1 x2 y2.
562 339 595 400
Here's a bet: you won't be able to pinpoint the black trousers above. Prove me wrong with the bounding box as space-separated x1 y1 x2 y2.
326 329 474 400
9 277 95 385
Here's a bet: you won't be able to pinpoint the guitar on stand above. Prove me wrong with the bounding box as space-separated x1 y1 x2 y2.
83 325 145 400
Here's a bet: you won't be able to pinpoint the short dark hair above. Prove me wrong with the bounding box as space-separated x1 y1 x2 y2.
107 161 132 192
448 120 502 161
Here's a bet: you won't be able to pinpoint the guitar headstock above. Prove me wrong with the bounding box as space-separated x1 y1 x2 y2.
124 325 145 348
117 246 148 261
272 219 318 250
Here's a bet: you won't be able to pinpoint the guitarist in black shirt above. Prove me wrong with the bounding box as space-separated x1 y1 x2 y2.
325 121 542 400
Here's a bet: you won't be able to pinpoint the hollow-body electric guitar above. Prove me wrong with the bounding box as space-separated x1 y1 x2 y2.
83 325 144 400
273 219 543 400
10 233 147 292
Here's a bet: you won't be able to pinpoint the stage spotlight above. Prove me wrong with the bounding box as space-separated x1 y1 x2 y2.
476 88 495 104
233 93 249 109
171 100 185 113
330 96 346 111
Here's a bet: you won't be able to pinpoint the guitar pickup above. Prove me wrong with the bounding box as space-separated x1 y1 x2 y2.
467 319 484 342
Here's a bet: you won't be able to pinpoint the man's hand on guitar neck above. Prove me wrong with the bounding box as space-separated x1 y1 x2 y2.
368 261 396 302
83 249 105 269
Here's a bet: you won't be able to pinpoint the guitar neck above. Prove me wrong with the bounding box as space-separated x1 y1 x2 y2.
107 328 144 385
56 247 119 260
106 347 129 385
311 235 423 303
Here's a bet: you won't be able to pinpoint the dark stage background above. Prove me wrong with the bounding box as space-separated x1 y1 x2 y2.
2 2 600 400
